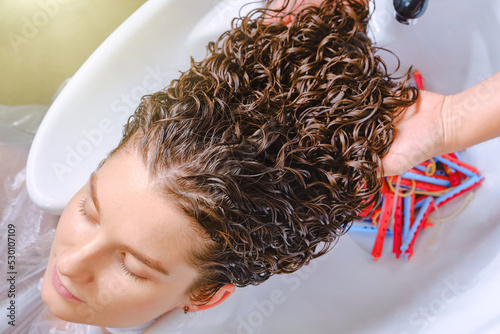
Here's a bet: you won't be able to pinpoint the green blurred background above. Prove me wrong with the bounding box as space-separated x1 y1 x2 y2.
0 0 147 105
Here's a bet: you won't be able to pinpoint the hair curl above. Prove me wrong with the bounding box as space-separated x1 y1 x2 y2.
113 0 418 303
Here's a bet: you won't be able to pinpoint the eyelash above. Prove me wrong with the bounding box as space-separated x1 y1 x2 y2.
79 198 147 282
120 255 147 282
78 198 99 224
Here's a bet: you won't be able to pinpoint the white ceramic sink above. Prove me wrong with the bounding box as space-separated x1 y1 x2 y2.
26 0 500 333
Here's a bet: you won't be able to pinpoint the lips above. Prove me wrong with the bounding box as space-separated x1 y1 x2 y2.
52 265 84 303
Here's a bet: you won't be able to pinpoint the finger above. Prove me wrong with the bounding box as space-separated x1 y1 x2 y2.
263 0 324 25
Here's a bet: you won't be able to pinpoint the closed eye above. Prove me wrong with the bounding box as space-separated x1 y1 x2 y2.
120 254 148 282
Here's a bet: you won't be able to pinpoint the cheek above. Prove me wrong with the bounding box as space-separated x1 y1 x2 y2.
124 288 185 317
92 281 183 322
52 211 76 247
54 192 88 241
118 276 193 315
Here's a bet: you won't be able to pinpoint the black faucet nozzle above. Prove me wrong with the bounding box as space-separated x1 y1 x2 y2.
393 0 429 25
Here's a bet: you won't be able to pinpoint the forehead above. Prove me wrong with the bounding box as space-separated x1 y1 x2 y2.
96 149 202 268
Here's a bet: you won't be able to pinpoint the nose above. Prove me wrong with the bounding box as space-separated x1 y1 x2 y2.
57 236 106 284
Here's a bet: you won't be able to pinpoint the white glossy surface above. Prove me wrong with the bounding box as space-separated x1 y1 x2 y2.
27 0 500 333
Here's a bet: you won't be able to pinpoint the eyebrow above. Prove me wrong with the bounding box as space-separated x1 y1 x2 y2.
89 172 100 216
123 246 171 276
88 172 171 277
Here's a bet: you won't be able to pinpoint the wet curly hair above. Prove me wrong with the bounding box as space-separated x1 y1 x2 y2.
112 0 418 303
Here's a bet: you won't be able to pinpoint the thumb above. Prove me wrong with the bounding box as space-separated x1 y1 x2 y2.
380 152 413 177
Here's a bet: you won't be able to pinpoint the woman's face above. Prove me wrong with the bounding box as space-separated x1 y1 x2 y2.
41 149 202 328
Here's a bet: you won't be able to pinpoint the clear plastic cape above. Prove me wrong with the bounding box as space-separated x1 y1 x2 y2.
0 104 158 334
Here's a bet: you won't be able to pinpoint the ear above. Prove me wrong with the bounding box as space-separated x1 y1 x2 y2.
182 284 235 313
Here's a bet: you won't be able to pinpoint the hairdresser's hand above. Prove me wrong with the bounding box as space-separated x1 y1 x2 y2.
383 72 500 176
264 0 325 25
381 91 447 176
